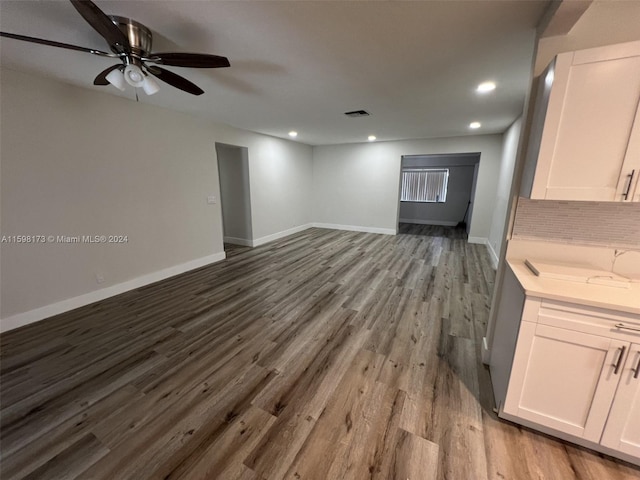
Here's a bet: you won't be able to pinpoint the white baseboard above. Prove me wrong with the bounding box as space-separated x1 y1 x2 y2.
234 222 396 248
467 236 488 245
487 242 500 270
1 251 226 333
223 236 253 247
467 237 498 270
398 218 457 226
252 224 313 247
312 223 396 235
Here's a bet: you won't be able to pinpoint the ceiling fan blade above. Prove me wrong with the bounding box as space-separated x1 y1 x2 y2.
145 52 230 69
94 64 121 85
0 31 115 57
147 66 204 95
69 0 130 54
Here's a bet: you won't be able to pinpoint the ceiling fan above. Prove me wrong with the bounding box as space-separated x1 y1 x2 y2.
0 0 230 96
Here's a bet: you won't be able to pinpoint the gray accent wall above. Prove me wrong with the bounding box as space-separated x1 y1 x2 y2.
399 154 479 226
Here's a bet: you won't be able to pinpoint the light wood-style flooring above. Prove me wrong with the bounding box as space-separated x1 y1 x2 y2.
1 225 639 479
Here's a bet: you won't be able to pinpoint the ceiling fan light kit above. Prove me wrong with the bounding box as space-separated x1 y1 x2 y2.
105 67 126 91
124 64 145 87
142 74 160 96
0 0 230 97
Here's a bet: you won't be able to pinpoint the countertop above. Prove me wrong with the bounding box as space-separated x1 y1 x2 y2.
508 259 640 316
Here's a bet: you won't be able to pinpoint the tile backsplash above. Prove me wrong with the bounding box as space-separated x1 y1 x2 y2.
512 198 640 249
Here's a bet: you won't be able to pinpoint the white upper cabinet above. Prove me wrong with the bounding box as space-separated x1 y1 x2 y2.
522 41 640 202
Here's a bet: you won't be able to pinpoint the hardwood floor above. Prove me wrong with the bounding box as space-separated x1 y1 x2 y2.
1 225 638 479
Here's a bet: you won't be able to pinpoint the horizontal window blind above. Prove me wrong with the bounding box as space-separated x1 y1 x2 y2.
401 168 449 203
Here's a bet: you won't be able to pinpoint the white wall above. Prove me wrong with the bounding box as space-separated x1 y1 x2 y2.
0 68 312 329
216 144 253 244
487 117 523 267
247 137 313 244
312 135 503 241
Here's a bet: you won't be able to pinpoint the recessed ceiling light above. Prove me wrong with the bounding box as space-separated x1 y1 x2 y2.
476 81 496 93
288 131 298 137
368 135 377 141
469 122 481 129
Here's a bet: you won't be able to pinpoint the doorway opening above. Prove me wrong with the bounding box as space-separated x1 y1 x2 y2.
216 143 253 252
397 153 480 238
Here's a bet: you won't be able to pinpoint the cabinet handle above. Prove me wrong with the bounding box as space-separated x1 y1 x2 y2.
615 323 640 333
634 355 640 380
613 346 626 374
623 170 635 200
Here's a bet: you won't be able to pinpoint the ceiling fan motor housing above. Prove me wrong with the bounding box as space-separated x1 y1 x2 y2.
109 15 152 58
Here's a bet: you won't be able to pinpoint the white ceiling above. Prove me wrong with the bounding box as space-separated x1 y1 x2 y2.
0 1 550 145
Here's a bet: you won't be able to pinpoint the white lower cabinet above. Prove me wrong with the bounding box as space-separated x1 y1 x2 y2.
503 322 627 443
601 342 640 457
499 296 640 464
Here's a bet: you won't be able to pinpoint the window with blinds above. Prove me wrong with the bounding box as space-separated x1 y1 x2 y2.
400 168 449 203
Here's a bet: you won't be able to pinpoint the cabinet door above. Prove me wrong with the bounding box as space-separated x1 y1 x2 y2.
503 322 627 442
532 42 640 201
601 343 640 456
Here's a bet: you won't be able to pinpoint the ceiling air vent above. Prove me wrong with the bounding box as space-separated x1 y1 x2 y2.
344 110 370 118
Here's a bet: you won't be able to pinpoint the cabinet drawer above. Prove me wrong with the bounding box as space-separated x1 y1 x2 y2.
537 299 640 342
